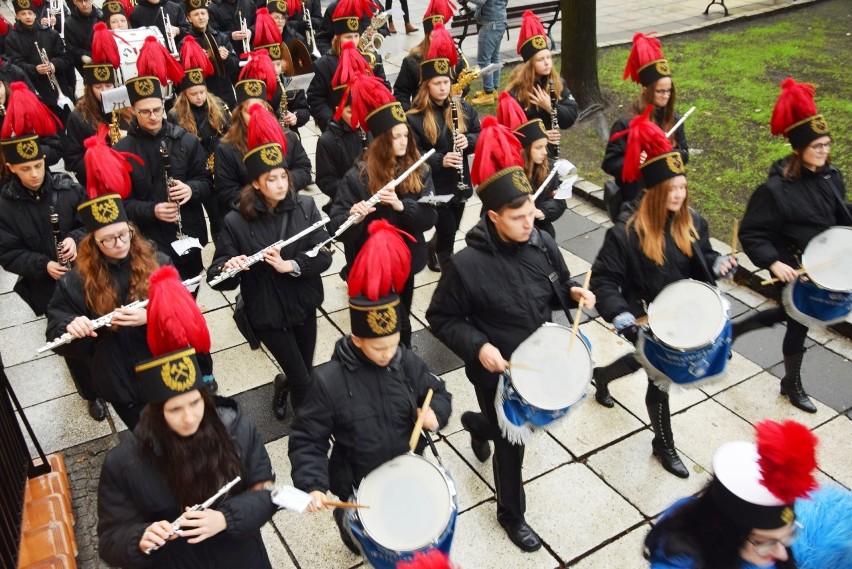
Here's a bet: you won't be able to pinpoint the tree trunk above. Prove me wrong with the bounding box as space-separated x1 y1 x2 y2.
561 0 604 110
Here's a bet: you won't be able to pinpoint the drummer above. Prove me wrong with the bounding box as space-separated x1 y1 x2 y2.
589 107 734 479
736 78 850 414
288 220 451 555
426 118 594 553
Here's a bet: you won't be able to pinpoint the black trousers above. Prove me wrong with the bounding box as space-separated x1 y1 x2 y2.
111 400 147 431
734 305 809 356
255 317 318 409
63 355 99 402
434 201 465 257
385 0 410 22
474 381 525 524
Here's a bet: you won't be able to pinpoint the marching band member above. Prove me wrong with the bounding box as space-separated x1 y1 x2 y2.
315 40 373 214
497 92 566 239
407 21 479 272
181 0 241 108
736 78 850 414
101 0 129 30
289 220 451 553
97 273 276 568
265 0 307 46
207 0 255 57
129 0 190 52
0 81 64 172
307 0 391 132
603 33 689 211
64 0 102 79
314 0 387 56
505 10 577 160
208 103 332 420
426 118 593 552
330 72 436 348
0 132 105 421
589 108 734 478
283 0 323 47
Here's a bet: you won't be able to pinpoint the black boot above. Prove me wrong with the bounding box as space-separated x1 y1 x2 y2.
272 374 290 421
592 354 641 408
461 411 491 462
426 235 440 272
780 352 816 413
647 399 689 478
87 398 106 422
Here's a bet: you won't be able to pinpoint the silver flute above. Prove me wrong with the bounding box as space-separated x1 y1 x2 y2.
209 218 330 286
238 11 250 53
37 276 203 353
145 476 241 554
161 7 178 57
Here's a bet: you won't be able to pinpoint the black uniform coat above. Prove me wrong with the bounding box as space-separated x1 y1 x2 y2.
0 173 86 315
426 219 580 389
64 109 132 185
207 193 332 331
0 57 36 90
269 81 310 138
288 337 451 498
739 158 851 271
114 119 212 254
392 53 469 112
531 160 567 239
64 5 103 75
315 118 369 206
167 100 230 158
330 160 436 273
4 22 72 109
181 27 240 108
97 397 277 569
129 0 191 47
46 251 172 404
509 76 578 132
590 210 719 324
207 0 256 57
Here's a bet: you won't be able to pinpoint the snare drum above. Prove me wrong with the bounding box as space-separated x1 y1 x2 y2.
113 27 166 82
495 323 592 445
783 226 852 328
345 453 458 569
637 280 732 391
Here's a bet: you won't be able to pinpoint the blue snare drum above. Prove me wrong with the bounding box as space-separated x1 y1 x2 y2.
783 226 852 328
345 453 457 569
495 323 592 445
637 280 732 391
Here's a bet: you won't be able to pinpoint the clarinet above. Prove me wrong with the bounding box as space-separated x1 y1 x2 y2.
450 97 469 196
159 144 185 239
549 79 559 156
357 127 368 154
277 76 289 132
49 207 70 269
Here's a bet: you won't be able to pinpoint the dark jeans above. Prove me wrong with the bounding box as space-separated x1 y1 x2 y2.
255 317 318 409
385 0 410 22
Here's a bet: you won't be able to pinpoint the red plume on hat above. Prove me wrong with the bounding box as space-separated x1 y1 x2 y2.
332 41 371 88
623 33 665 84
146 265 211 356
254 7 283 48
91 22 120 69
471 116 523 186
756 420 818 504
396 550 457 569
347 219 414 300
137 36 184 85
83 125 144 199
496 91 527 131
770 77 818 137
1 82 61 138
180 36 214 77
425 21 457 66
116 0 133 16
517 10 546 55
247 103 287 151
333 0 380 20
348 72 395 132
423 0 457 23
239 49 278 99
0 17 10 36
612 105 673 184
287 0 302 18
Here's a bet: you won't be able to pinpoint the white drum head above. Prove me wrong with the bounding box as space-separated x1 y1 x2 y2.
802 226 852 292
357 454 453 552
510 324 592 411
648 280 726 350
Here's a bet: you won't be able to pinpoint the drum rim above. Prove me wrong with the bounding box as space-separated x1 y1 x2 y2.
647 279 727 351
356 453 457 552
801 226 852 292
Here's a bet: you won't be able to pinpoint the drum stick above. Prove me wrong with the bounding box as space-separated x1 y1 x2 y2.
323 499 368 509
759 258 836 285
408 388 434 452
730 219 739 256
506 361 541 373
568 270 592 353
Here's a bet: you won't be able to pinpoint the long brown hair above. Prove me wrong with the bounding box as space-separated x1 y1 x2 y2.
626 177 697 265
220 100 275 155
74 222 160 315
408 35 430 59
75 85 134 131
505 56 565 110
138 389 244 509
630 79 678 143
408 83 466 145
782 151 831 180
364 126 424 195
523 146 548 188
171 90 228 138
237 172 292 220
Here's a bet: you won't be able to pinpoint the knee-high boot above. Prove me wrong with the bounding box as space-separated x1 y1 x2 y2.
592 353 641 408
646 392 689 478
780 351 816 413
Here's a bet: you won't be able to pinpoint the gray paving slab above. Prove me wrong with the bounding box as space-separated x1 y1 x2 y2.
730 322 815 370
410 327 464 376
234 383 292 445
551 208 600 242
558 226 608 265
767 344 852 414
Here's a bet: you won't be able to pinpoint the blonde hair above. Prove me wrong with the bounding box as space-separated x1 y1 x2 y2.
505 56 564 110
407 83 466 145
626 178 697 265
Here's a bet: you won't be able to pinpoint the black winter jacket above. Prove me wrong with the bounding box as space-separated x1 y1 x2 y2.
531 161 567 239
331 160 436 273
590 210 719 323
739 159 850 271
315 119 369 206
207 193 332 331
4 23 72 108
509 76 578 131
64 109 132 185
114 120 212 253
97 397 276 569
392 53 469 112
0 174 86 315
288 337 451 498
64 6 103 74
180 28 239 108
207 0 256 56
269 81 310 138
426 219 580 388
129 0 190 46
167 100 230 157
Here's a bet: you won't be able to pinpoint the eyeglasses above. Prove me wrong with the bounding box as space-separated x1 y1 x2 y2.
747 522 800 556
655 89 673 96
809 142 831 153
96 228 134 248
134 106 165 118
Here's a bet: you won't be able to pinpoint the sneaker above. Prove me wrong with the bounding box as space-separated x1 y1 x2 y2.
470 91 497 106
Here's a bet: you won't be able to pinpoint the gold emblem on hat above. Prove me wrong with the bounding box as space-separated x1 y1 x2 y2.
656 59 671 76
18 0 31 8
810 115 829 135
134 78 155 97
189 0 203 9
160 356 197 392
92 198 120 224
260 145 283 166
435 59 449 74
780 506 794 525
277 0 287 12
189 69 204 84
537 121 547 135
531 36 547 50
391 103 407 123
269 44 282 59
93 65 111 82
665 153 685 174
16 140 38 160
346 17 359 31
512 169 531 193
107 1 121 12
243 81 262 97
367 307 397 336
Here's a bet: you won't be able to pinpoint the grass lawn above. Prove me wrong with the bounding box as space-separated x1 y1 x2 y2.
470 0 851 237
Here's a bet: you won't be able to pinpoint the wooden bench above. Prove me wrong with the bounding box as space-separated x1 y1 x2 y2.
449 1 561 52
